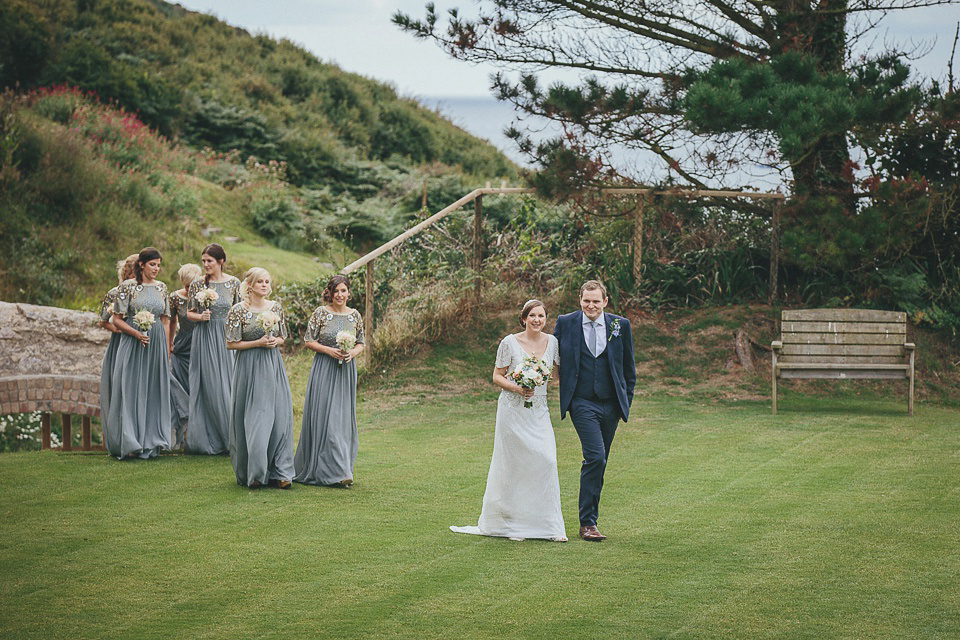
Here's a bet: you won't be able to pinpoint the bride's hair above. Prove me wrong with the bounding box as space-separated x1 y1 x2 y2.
519 299 546 328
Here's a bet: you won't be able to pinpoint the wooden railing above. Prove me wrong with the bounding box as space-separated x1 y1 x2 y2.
341 186 786 341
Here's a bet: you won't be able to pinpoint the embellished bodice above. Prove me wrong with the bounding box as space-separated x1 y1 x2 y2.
100 287 119 323
113 279 170 331
169 291 196 332
304 307 365 348
496 333 558 407
225 301 288 343
187 276 241 321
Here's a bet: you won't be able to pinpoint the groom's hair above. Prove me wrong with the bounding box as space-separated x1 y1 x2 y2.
579 280 608 299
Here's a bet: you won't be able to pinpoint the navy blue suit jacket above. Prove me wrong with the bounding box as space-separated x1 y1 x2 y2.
555 310 636 422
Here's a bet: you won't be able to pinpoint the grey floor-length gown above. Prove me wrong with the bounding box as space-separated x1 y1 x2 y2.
169 291 195 393
98 287 121 454
167 291 194 449
225 300 295 487
294 307 365 486
185 276 240 455
106 279 172 459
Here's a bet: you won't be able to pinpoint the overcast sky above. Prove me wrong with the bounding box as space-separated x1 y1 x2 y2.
173 1 960 99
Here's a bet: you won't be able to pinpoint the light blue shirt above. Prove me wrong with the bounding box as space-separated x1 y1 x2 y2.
581 313 606 357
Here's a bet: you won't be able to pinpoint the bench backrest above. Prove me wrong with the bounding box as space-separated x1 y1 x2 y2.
779 309 907 366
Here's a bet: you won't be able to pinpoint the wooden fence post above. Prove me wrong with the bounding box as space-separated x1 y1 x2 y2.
474 194 483 304
633 195 647 284
769 200 781 305
365 261 374 343
41 412 51 450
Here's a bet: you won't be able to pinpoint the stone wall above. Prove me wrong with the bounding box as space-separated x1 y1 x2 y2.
0 301 108 377
0 301 109 416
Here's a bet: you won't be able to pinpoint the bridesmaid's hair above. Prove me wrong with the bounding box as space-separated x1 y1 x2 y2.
117 253 139 284
134 247 162 284
322 274 350 303
201 243 227 285
519 299 547 328
177 263 202 289
579 280 608 299
240 267 272 304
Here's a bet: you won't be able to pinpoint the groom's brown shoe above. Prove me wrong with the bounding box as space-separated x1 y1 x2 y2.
579 525 607 541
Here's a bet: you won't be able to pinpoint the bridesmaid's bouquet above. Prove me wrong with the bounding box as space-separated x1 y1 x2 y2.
335 331 356 365
133 310 155 333
195 288 219 308
509 355 551 408
257 309 281 337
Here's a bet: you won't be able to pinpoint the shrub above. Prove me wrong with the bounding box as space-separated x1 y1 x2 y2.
251 189 305 250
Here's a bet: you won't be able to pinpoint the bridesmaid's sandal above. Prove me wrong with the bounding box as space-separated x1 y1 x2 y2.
249 481 264 489
336 478 353 488
269 479 292 490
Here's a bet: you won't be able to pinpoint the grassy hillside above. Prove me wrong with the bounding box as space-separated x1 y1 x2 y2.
0 0 525 308
2 0 518 183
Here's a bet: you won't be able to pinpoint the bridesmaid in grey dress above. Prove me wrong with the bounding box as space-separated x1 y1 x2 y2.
167 263 201 394
294 275 366 487
167 264 201 450
184 244 240 455
98 254 138 455
106 247 173 459
225 268 295 489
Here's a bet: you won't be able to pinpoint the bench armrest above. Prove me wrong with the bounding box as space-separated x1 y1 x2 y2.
904 343 915 350
771 341 783 351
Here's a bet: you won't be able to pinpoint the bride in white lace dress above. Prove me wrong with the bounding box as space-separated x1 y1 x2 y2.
451 300 567 542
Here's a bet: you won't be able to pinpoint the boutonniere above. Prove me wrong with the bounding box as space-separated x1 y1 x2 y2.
609 318 621 341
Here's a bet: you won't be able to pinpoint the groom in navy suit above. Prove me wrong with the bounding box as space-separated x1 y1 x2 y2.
555 280 636 541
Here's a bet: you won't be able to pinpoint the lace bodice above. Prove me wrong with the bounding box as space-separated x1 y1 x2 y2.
113 280 170 330
187 276 241 320
496 334 558 407
225 301 288 342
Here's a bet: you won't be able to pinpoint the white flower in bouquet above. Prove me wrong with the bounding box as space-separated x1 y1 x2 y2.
195 288 219 308
335 331 356 365
133 310 155 332
508 355 552 408
257 309 281 336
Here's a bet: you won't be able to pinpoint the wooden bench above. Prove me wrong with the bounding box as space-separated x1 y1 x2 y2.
772 309 915 415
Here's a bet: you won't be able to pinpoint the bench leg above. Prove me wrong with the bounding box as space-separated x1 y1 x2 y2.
908 351 915 417
771 354 778 415
41 412 51 450
61 414 72 452
82 415 92 451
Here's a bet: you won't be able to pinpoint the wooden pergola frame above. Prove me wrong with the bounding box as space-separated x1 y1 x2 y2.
341 187 786 340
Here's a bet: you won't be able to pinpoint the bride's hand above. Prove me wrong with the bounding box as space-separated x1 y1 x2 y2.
518 386 534 399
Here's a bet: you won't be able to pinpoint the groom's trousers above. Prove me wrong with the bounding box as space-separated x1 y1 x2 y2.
570 396 620 527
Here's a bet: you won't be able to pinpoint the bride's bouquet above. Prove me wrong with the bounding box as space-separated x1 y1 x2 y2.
257 309 281 337
133 310 155 333
195 288 219 308
335 331 356 365
508 355 551 408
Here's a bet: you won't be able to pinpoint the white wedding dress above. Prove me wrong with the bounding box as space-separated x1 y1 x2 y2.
451 334 567 541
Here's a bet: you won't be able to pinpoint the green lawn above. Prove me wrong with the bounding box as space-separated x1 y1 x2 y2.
1 391 958 639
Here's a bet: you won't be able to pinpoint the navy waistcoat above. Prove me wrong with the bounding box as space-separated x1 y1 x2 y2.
574 329 615 401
